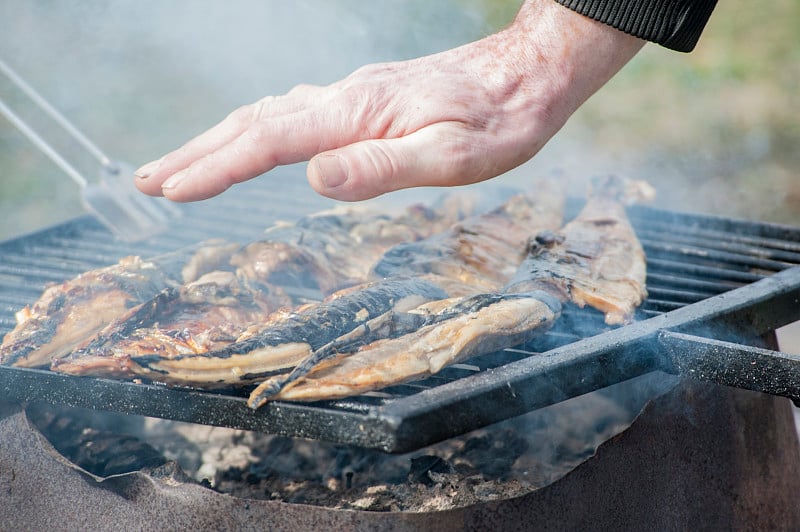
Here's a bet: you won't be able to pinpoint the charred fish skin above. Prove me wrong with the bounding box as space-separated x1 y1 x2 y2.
59 270 284 360
253 235 561 403
249 289 563 405
52 271 290 379
504 176 649 325
252 297 464 399
248 290 562 407
191 278 448 357
0 256 177 367
370 185 566 292
123 278 449 386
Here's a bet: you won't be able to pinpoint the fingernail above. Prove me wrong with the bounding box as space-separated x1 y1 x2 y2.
134 158 163 179
314 155 348 188
161 170 187 191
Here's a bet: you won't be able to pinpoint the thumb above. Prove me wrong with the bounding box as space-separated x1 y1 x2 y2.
306 124 493 202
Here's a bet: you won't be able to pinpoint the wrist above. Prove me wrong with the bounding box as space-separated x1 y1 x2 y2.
496 0 645 129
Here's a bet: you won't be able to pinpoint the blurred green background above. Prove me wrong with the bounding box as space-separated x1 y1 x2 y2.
0 0 798 241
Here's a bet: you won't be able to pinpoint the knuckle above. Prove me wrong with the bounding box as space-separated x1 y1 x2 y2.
333 85 391 139
359 142 398 189
287 83 320 97
231 97 279 123
242 122 274 156
369 143 396 174
350 61 396 79
227 104 258 125
242 122 281 167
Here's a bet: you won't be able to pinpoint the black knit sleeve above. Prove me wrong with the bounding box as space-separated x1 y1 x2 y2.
554 0 718 52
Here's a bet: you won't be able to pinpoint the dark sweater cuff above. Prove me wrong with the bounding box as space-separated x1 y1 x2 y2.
554 0 718 52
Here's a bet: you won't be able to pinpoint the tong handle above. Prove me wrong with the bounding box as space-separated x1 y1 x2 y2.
0 59 118 187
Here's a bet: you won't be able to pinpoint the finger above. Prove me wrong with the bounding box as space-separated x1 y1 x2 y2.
135 86 326 196
307 123 518 202
134 110 251 196
158 105 359 202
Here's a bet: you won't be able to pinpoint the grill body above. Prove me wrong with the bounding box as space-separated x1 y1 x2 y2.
3 380 799 529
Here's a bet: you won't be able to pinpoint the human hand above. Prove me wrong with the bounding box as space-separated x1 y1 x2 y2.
134 0 644 202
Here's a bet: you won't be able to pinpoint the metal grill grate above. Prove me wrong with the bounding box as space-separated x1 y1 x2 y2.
2 181 800 452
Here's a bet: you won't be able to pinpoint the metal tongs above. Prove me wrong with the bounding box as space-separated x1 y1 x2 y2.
0 59 181 241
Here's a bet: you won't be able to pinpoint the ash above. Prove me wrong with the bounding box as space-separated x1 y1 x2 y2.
28 375 672 512
142 375 667 512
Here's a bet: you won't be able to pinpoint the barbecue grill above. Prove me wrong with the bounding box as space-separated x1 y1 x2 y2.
2 177 800 453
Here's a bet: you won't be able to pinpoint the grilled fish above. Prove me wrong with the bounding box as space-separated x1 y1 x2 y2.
0 256 177 368
0 241 251 368
241 180 566 398
55 277 449 388
505 175 653 324
246 176 650 405
5 197 473 371
371 179 565 294
247 290 561 406
232 199 481 296
52 271 290 379
45 198 474 380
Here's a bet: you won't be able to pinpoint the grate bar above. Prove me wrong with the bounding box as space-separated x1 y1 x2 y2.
658 330 800 403
640 299 685 312
627 204 800 244
642 240 794 272
645 272 740 293
636 227 800 259
644 258 764 283
645 287 717 304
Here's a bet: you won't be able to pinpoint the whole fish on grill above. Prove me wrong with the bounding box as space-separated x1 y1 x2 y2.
505 175 653 325
55 277 449 388
0 240 247 368
371 179 565 295
247 289 562 407
52 270 291 379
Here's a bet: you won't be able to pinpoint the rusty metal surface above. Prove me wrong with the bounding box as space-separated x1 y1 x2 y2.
2 378 799 530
